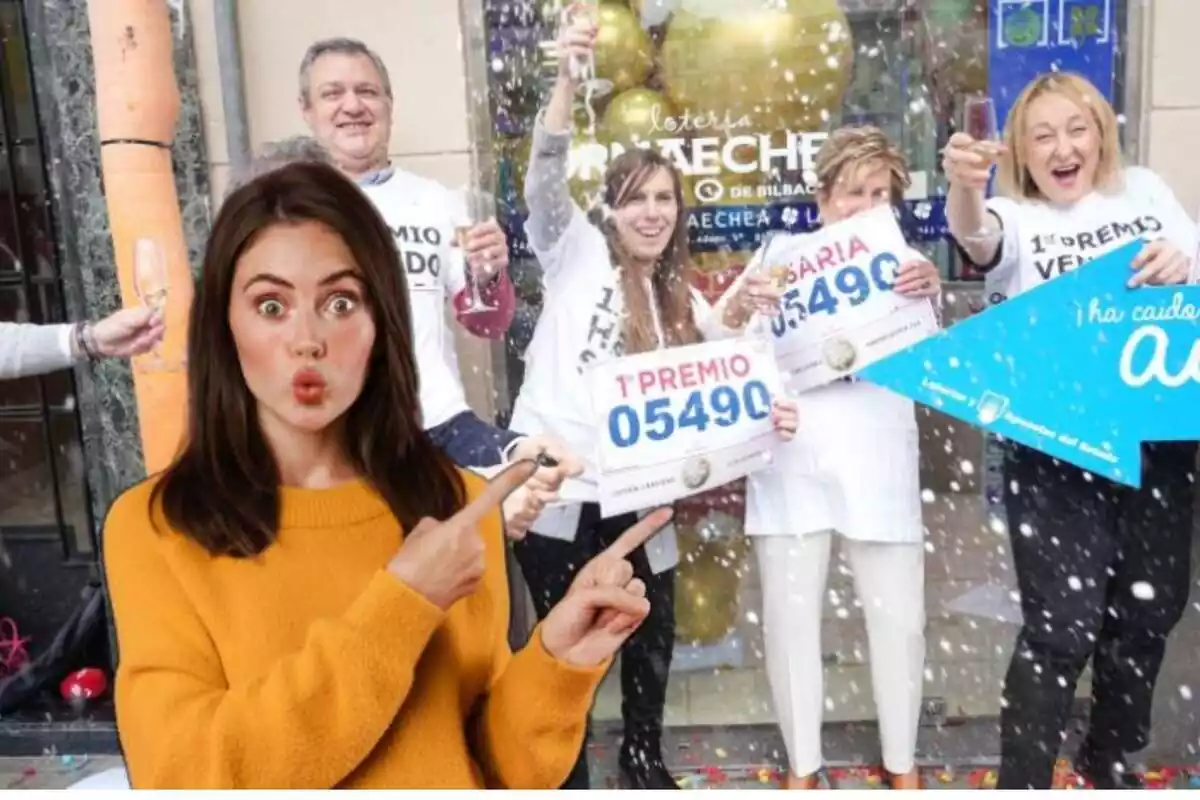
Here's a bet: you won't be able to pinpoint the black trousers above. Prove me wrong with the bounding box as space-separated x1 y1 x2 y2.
513 503 676 790
997 442 1195 789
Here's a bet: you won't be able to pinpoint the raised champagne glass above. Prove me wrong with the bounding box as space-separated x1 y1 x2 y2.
961 94 1003 244
452 187 501 315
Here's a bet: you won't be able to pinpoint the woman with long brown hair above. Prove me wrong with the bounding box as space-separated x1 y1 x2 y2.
102 161 673 789
509 10 798 790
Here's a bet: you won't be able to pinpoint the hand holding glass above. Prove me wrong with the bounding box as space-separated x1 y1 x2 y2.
960 95 1003 244
453 188 499 315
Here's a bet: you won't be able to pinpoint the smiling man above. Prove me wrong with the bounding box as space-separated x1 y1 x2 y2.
297 38 579 523
298 38 514 435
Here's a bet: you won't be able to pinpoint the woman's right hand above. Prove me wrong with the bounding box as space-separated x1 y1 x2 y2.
502 482 559 541
724 273 783 329
554 3 598 87
388 460 538 610
942 132 1001 192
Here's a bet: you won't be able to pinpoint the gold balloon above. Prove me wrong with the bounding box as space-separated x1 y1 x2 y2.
674 510 750 645
660 0 852 134
599 86 675 146
594 3 654 95
501 129 611 212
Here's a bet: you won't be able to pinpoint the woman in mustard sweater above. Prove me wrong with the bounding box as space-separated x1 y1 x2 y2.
102 161 669 789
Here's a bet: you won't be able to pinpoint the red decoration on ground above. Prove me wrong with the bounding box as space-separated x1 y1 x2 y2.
60 667 108 702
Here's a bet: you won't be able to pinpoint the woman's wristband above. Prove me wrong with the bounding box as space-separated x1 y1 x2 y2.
73 321 99 361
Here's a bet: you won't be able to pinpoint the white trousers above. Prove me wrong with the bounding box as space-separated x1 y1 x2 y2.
755 532 926 776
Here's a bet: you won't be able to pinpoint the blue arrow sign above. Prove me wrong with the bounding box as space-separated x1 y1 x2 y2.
858 240 1200 487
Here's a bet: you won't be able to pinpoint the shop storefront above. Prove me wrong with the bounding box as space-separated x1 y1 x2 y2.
475 0 1140 756
3 0 1195 777
0 0 111 738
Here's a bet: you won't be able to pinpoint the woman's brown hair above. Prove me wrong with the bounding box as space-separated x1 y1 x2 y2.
596 148 701 354
150 161 465 557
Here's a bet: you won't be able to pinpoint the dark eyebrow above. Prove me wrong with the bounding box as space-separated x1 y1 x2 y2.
242 269 362 291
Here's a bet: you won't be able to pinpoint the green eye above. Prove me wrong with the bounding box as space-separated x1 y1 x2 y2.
257 299 285 317
327 294 358 315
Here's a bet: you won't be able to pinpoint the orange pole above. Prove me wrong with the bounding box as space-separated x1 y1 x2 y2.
87 0 192 473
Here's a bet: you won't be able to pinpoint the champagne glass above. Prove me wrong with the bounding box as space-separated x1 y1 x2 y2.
960 94 1002 244
132 237 167 367
133 237 168 311
564 1 612 100
453 187 501 315
963 95 1001 162
751 231 786 339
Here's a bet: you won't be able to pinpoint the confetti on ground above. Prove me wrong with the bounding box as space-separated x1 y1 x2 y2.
645 763 1200 790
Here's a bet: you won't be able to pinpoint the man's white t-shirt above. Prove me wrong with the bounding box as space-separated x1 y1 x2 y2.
983 166 1198 304
359 170 472 429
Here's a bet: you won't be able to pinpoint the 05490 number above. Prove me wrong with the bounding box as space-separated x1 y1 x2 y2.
771 253 899 338
608 380 772 449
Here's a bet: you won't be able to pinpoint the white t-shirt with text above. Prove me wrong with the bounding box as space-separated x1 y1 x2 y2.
360 170 472 429
983 166 1198 304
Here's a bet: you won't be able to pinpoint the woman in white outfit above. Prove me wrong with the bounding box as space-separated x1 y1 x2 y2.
509 10 798 790
711 127 942 790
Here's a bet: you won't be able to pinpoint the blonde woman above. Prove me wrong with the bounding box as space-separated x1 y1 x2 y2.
711 127 942 790
945 72 1197 790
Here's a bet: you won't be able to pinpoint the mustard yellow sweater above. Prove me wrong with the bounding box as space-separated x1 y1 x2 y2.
103 472 606 789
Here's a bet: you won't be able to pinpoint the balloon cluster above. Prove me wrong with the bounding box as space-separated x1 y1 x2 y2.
496 0 854 220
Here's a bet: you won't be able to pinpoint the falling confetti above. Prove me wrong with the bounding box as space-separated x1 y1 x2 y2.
1130 581 1156 600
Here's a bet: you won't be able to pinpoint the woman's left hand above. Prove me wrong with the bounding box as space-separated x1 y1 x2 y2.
894 259 941 298
1129 239 1191 287
462 219 510 283
770 398 799 441
540 508 673 667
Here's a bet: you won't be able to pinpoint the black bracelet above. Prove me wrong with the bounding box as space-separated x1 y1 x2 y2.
74 322 99 360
